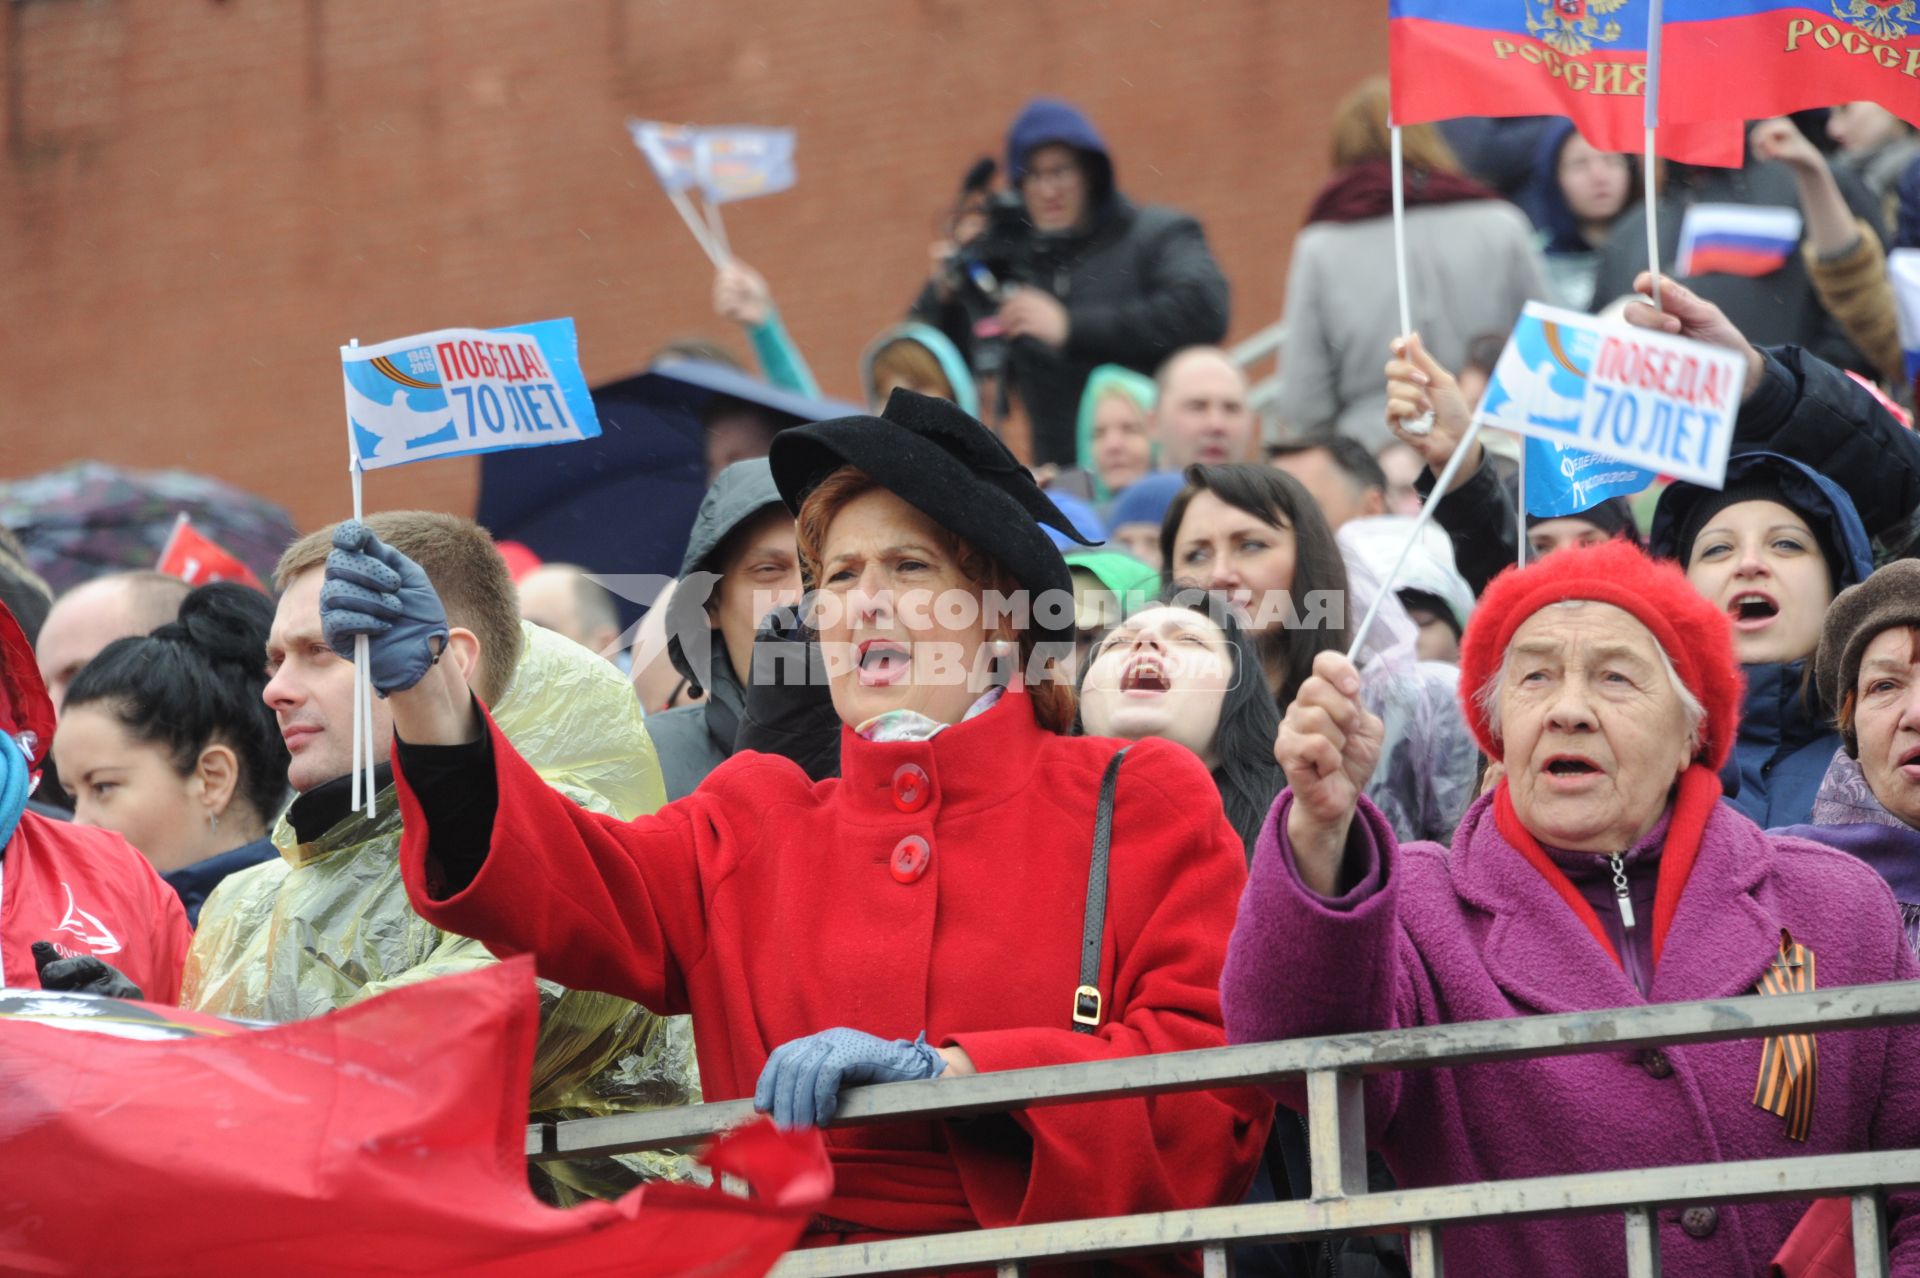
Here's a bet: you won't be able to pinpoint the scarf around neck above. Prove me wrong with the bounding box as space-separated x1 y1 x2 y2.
1304 159 1502 226
855 686 1004 744
1493 763 1723 970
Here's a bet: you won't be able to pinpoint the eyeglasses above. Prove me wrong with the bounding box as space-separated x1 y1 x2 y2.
1023 161 1082 190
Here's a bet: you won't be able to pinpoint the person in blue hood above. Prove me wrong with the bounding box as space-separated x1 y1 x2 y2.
910 98 1230 470
1521 120 1639 311
1649 452 1875 827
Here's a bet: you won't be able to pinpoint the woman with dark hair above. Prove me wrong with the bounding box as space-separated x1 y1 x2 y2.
1078 590 1281 858
1164 463 1477 843
329 390 1270 1255
1159 464 1351 714
53 583 289 925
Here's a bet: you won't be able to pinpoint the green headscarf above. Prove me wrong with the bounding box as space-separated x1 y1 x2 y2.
1075 365 1159 502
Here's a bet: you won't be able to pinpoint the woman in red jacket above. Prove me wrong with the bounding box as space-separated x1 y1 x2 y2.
0 602 191 1002
326 390 1269 1257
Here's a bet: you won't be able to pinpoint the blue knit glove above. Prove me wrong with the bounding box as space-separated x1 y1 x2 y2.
319 521 450 696
752 1028 947 1129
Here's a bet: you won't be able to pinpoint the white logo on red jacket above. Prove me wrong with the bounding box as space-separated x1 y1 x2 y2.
54 883 122 956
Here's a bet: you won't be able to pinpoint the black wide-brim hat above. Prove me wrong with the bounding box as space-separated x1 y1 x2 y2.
769 389 1095 644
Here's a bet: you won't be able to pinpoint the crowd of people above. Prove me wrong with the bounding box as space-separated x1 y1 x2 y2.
6 79 1920 1275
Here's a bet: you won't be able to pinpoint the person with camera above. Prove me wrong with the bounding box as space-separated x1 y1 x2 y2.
911 98 1231 471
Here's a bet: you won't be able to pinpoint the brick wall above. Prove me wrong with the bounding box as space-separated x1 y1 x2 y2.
0 0 1386 537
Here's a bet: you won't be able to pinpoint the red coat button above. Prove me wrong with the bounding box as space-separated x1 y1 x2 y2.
891 835 931 883
892 764 931 813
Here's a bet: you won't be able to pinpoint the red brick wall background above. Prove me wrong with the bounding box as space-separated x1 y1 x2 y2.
0 0 1386 538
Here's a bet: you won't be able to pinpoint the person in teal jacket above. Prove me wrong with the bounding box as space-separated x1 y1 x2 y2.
858 322 978 416
1074 365 1158 506
712 259 983 422
712 260 822 399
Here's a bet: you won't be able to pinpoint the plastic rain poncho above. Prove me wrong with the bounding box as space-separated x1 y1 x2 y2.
1341 546 1482 846
182 622 700 1201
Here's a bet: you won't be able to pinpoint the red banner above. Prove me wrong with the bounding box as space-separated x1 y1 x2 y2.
0 956 831 1276
1388 2 1744 166
1661 2 1920 130
155 513 266 591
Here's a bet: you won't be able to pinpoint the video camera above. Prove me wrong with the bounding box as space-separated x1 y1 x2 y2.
942 161 1070 380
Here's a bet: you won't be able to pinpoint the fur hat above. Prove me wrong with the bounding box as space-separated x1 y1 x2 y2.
769 389 1093 644
1813 560 1920 757
1458 539 1744 771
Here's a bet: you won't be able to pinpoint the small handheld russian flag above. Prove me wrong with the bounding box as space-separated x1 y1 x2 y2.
1891 248 1920 390
1675 203 1803 279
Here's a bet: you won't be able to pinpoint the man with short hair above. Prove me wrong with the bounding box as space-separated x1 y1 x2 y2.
1269 437 1388 530
518 563 624 669
1153 347 1256 471
911 98 1230 465
182 510 697 1202
36 571 192 713
649 459 804 798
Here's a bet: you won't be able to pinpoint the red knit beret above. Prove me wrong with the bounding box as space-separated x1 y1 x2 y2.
1456 539 1744 771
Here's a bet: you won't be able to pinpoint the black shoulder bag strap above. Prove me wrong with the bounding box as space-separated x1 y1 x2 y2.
1073 746 1130 1033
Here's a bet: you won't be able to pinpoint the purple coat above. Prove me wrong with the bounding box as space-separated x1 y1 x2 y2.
1221 789 1920 1276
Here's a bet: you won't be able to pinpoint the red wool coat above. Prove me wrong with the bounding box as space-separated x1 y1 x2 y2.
397 686 1269 1252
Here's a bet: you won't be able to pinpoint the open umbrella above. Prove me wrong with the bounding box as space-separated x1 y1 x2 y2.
476 360 858 630
0 462 298 597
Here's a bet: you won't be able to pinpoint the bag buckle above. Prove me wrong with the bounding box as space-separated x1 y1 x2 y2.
1072 984 1102 1028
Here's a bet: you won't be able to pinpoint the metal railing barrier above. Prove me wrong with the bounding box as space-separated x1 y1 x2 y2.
1229 320 1285 441
529 981 1920 1277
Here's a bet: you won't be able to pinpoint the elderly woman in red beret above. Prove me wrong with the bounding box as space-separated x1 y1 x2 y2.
323 390 1269 1259
1222 539 1920 1276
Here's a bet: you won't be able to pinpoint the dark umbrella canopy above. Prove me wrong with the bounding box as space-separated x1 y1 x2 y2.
0 462 299 597
476 360 858 630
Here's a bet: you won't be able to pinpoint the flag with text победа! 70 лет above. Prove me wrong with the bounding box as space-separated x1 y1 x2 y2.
1388 0 1744 165
627 121 700 195
694 128 796 205
1475 301 1745 489
341 319 600 473
1661 1 1920 131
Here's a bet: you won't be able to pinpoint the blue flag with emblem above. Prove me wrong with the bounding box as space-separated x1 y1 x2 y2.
1524 436 1657 518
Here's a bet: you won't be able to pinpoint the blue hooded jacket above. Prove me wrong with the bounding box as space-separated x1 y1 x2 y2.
1650 452 1875 828
1004 97 1117 214
1520 119 1640 310
909 98 1229 468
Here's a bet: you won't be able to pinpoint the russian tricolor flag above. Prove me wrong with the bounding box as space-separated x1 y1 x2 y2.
1675 204 1803 278
1893 249 1920 390
1388 0 1743 166
1661 2 1920 131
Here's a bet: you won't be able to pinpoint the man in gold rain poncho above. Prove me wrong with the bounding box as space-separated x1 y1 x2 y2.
184 513 698 1203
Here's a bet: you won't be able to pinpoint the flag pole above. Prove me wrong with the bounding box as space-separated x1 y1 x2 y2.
1390 124 1433 436
1515 439 1528 568
345 337 376 819
1644 0 1665 311
700 191 733 264
668 189 724 267
1346 411 1486 663
155 511 189 572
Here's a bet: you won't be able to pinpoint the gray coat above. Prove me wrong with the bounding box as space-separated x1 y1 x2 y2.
1273 200 1548 451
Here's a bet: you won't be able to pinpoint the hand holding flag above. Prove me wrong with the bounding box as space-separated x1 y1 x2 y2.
1620 271 1767 402
1385 334 1485 494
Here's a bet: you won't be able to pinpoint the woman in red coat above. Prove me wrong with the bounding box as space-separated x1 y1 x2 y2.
326 390 1270 1257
